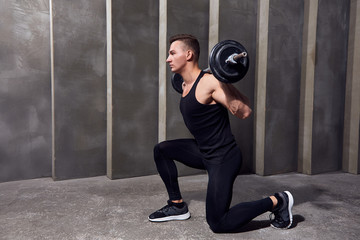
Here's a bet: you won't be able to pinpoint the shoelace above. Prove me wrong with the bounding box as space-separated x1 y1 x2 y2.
157 205 171 213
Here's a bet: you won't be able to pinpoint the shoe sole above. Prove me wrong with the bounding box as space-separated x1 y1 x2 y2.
148 212 191 222
284 191 294 229
270 191 294 229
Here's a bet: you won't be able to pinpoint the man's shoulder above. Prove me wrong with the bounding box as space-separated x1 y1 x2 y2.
200 73 222 89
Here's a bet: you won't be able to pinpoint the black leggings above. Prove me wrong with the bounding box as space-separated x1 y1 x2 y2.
153 139 273 233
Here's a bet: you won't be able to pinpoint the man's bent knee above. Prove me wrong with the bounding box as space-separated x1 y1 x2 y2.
207 218 224 233
153 143 163 162
208 222 224 233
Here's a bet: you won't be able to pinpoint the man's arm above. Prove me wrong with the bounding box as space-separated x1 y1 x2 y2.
211 77 252 119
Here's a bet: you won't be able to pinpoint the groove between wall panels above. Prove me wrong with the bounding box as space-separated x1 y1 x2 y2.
106 0 113 179
254 0 269 176
343 0 360 174
50 0 56 180
158 0 167 142
298 0 318 175
209 0 219 53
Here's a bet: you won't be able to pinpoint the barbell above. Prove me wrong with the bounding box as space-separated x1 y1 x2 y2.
171 40 249 94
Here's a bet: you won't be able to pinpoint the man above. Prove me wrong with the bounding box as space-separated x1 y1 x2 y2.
148 34 294 233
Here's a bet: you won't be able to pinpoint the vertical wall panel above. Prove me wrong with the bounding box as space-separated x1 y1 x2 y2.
264 0 304 175
312 0 350 174
166 0 209 176
52 0 107 180
0 0 51 182
111 0 159 178
219 0 258 173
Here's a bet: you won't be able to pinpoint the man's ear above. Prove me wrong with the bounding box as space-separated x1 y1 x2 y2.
186 50 194 61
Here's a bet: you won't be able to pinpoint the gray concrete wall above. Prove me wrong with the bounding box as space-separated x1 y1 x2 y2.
0 0 358 183
264 0 304 174
52 0 107 180
110 0 159 178
311 0 349 174
219 0 258 173
0 0 52 182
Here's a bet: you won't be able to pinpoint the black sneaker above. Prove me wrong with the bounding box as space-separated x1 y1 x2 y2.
148 200 191 222
270 191 294 229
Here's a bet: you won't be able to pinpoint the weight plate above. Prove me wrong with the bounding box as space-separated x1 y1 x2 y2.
209 40 249 83
171 73 183 94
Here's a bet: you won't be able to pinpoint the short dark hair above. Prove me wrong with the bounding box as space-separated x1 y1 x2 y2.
169 34 200 62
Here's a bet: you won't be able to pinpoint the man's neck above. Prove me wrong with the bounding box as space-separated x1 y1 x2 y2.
180 66 202 85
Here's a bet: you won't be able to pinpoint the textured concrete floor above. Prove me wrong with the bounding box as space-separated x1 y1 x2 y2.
0 172 359 240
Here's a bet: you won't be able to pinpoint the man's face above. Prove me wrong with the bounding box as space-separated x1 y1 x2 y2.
166 40 188 73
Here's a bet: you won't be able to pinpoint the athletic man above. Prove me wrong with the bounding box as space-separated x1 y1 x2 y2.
148 34 294 233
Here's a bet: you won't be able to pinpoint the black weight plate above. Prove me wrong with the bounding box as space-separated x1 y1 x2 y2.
171 73 183 94
209 40 249 83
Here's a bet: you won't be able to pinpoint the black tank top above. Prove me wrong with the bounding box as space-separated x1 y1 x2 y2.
180 71 236 160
